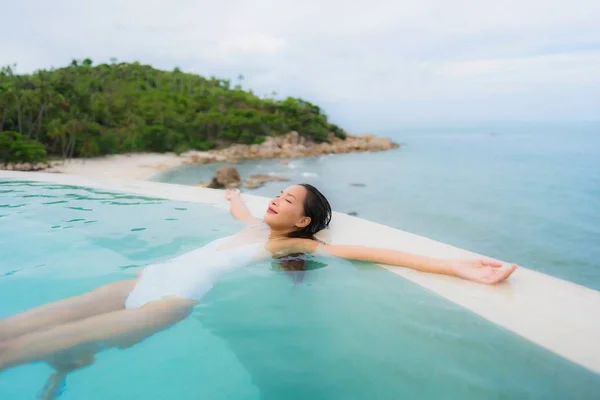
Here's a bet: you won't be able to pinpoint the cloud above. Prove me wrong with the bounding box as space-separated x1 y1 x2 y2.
214 34 287 59
1 0 599 129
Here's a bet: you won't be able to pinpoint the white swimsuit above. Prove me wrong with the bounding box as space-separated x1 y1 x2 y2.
125 235 265 309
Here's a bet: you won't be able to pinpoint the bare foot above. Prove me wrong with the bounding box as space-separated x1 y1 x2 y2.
39 371 67 400
40 353 96 400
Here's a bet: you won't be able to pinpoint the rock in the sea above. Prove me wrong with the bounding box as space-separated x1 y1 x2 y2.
348 211 358 216
206 166 241 189
202 131 400 163
243 174 290 189
350 183 366 187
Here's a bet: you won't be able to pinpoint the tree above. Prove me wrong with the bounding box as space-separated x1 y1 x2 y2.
0 131 47 167
11 137 47 166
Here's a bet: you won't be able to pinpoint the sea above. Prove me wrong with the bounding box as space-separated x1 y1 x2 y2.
155 121 600 291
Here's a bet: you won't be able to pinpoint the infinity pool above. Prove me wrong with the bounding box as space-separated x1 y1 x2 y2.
1 180 599 399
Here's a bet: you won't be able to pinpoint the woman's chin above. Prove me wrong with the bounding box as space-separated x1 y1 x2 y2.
263 212 283 227
264 212 275 223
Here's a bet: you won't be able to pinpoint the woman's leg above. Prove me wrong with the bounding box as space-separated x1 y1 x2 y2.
0 279 138 342
0 296 196 371
39 354 96 400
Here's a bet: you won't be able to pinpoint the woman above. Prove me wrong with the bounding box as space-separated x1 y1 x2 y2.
0 184 518 377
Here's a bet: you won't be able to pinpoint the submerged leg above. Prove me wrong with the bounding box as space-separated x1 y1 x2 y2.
0 296 196 371
39 354 96 400
0 279 138 342
39 371 67 400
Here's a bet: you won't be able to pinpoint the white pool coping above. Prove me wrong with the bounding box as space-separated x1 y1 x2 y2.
2 170 600 375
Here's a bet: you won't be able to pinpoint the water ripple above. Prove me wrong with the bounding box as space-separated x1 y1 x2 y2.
119 264 141 270
65 206 93 212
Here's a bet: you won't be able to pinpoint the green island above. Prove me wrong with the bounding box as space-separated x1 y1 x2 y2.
0 59 346 166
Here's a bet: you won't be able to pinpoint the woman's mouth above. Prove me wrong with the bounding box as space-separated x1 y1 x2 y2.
267 207 278 214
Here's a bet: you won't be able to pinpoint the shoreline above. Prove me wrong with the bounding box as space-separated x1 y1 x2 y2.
43 153 197 181
3 132 400 181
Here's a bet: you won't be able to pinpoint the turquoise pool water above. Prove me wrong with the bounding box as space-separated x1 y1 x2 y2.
1 180 599 399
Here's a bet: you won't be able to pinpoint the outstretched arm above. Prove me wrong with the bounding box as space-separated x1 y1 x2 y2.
289 240 517 285
225 189 259 224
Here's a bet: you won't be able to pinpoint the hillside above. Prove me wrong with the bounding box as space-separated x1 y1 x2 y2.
0 60 346 164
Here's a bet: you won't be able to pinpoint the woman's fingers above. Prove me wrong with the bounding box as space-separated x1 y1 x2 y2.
483 264 518 284
225 188 239 200
478 258 503 268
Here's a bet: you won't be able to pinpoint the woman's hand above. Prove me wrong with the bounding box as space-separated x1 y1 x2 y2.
225 188 257 224
451 259 518 284
225 188 241 201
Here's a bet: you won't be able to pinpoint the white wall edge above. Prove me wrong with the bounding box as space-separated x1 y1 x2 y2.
2 170 599 375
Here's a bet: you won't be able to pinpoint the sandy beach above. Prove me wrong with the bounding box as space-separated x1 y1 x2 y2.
5 132 399 181
25 137 399 182
45 152 202 180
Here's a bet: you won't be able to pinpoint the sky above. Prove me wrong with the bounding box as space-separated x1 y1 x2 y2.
1 0 599 131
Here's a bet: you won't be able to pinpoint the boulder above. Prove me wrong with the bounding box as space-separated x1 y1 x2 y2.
206 166 241 189
243 174 290 190
288 131 300 145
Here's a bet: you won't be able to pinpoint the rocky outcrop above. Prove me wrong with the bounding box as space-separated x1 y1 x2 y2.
243 174 290 189
196 169 289 190
183 131 399 164
200 166 241 189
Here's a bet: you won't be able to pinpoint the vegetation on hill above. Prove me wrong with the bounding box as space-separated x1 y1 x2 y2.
0 59 345 165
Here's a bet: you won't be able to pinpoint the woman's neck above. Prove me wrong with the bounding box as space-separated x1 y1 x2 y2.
268 228 292 240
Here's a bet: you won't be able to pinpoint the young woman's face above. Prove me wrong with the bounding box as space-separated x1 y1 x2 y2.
264 185 311 232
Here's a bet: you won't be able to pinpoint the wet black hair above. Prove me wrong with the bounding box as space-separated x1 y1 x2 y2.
286 183 332 239
273 183 331 284
275 184 331 281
